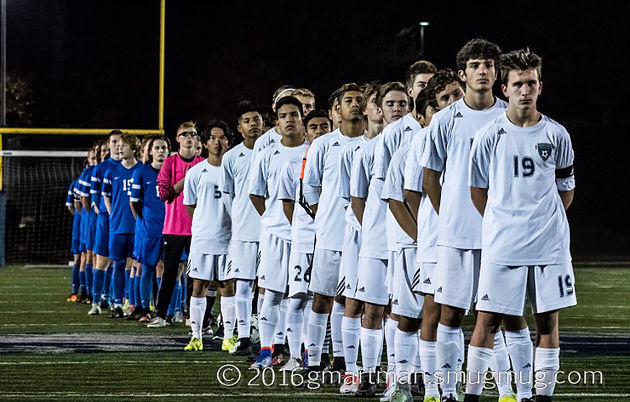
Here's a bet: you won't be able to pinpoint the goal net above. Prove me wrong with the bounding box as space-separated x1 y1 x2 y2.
1 150 87 265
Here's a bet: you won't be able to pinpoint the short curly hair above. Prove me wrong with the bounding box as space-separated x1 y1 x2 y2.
456 38 501 72
424 69 464 109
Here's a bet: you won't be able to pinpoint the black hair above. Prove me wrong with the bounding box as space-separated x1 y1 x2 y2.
201 119 232 143
327 87 343 111
236 100 264 121
414 89 433 119
275 96 304 118
304 109 332 128
146 134 171 163
456 38 502 71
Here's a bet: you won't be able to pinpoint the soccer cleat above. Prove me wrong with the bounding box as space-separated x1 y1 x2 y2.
147 316 167 328
184 337 203 351
271 351 284 366
279 357 303 372
441 395 458 402
139 313 152 323
339 373 360 394
520 398 535 402
390 385 414 402
109 305 124 318
165 315 174 327
355 372 377 397
498 393 518 402
250 353 272 369
174 311 184 324
423 397 441 402
88 303 102 316
126 306 143 320
222 335 238 352
230 339 252 356
67 294 78 302
380 380 397 402
100 299 111 310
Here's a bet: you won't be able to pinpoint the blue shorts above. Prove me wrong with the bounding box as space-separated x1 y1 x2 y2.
79 212 89 247
71 236 80 255
94 214 110 257
109 233 134 261
140 236 163 267
79 242 87 253
133 230 143 260
86 213 97 251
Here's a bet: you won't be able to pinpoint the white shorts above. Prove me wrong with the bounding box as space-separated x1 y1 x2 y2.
354 256 389 305
476 262 577 316
391 247 423 319
226 241 260 280
433 246 481 310
309 248 342 297
288 251 313 298
186 249 228 282
414 262 437 295
258 232 291 293
338 226 361 298
386 250 396 298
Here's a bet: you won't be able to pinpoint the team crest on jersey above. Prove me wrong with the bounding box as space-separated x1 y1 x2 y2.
536 143 552 161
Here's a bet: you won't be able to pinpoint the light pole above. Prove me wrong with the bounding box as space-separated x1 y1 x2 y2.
419 21 429 58
1 0 6 126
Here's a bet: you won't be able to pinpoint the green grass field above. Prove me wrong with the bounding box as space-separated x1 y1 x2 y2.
0 266 629 401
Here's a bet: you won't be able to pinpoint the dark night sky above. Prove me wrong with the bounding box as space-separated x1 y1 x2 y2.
3 0 629 259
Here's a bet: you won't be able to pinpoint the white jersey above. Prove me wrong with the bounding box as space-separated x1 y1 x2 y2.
220 143 259 242
277 154 315 254
470 112 575 265
420 97 508 249
351 136 387 259
374 113 422 180
339 135 370 230
381 146 415 249
303 129 364 251
404 127 438 263
183 161 231 254
248 140 308 241
252 127 282 157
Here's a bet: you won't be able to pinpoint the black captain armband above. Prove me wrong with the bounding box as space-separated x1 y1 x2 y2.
556 165 574 179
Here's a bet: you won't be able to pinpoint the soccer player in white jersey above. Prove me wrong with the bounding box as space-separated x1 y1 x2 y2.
221 101 264 356
302 83 364 375
421 39 522 402
249 96 309 368
381 89 439 401
252 85 296 156
183 120 232 352
404 70 465 402
350 82 409 397
338 82 383 393
277 109 332 371
291 88 316 117
464 49 576 402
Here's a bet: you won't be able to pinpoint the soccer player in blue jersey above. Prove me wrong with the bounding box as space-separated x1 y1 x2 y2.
66 178 82 302
131 135 170 322
102 133 142 318
89 130 122 315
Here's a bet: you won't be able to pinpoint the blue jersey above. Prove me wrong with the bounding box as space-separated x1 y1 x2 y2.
91 158 120 215
67 180 81 241
77 166 95 242
103 161 141 234
129 162 145 236
130 163 164 238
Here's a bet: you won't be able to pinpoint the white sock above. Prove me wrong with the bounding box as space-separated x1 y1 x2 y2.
506 328 533 400
256 291 264 315
286 297 308 359
301 298 312 351
465 346 493 396
491 330 515 397
395 328 418 385
234 280 253 340
342 316 361 374
331 301 345 357
259 290 283 349
385 318 398 385
534 347 560 397
419 339 439 397
306 312 328 367
436 324 461 398
413 330 422 373
221 296 235 339
360 327 383 372
190 296 206 339
272 298 289 346
458 327 465 371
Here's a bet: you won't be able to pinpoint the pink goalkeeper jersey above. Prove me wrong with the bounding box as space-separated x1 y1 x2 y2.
157 153 204 235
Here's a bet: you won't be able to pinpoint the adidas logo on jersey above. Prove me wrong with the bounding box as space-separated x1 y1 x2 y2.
192 267 198 272
346 284 351 289
481 294 490 301
347 345 356 349
238 153 245 157
260 275 266 280
358 287 365 292
273 150 280 155
275 332 283 336
523 363 532 368
398 359 409 364
498 128 507 135
260 317 268 321
436 286 442 293
332 141 340 146
392 299 399 305
423 278 431 284
442 363 452 369
454 112 463 118
404 126 412 131
235 268 240 273
286 328 293 333
308 343 316 348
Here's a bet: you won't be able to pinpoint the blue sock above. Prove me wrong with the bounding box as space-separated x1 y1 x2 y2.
79 271 86 292
156 277 162 289
71 263 80 294
167 281 180 317
140 264 156 310
92 269 105 303
104 265 113 301
175 283 182 313
124 269 132 303
85 264 93 297
112 260 126 305
134 274 141 308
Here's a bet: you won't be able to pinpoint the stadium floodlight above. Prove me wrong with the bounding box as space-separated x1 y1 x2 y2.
418 21 430 57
